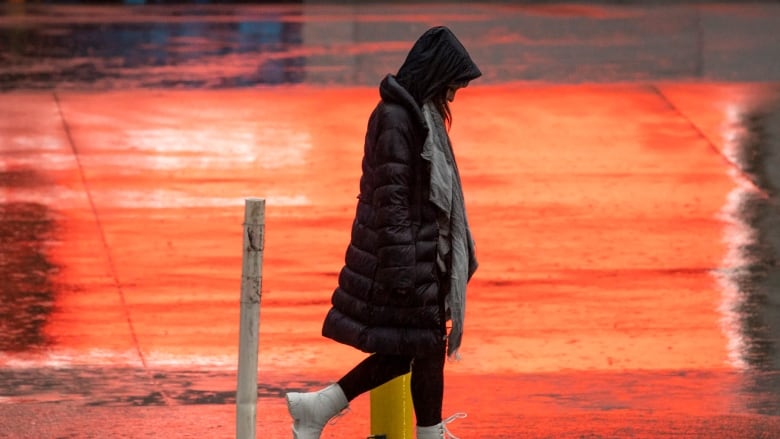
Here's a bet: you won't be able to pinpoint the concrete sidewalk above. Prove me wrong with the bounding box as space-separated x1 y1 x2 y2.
2 83 779 437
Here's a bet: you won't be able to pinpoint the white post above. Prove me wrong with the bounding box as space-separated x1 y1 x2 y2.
236 198 266 439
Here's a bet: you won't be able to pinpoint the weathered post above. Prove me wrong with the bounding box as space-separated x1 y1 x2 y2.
236 198 265 439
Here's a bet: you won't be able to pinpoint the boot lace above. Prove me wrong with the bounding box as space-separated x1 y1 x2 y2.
442 412 467 439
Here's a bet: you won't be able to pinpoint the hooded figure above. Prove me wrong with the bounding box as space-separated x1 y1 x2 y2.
322 25 481 357
287 27 481 439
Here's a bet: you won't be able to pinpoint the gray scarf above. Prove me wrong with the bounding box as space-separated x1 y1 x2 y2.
420 102 478 359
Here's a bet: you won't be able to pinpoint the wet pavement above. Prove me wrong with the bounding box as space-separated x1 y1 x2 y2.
3 2 780 89
2 2 780 438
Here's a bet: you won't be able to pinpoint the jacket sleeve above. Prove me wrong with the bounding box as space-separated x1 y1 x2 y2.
372 123 416 294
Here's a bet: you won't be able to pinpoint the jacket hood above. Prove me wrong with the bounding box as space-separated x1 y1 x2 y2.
379 74 427 132
395 26 482 105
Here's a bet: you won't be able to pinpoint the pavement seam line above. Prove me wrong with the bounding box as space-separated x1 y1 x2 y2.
52 91 175 406
648 84 769 198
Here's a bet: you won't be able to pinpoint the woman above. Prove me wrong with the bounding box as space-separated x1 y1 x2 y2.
286 26 481 439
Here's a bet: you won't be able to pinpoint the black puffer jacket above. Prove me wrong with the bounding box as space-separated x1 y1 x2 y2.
322 27 481 357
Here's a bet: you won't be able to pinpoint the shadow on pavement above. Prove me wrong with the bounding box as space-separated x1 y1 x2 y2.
0 169 58 353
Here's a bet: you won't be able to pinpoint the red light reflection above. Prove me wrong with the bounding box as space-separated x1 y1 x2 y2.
2 84 777 436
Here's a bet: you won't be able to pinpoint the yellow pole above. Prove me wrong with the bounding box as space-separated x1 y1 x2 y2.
370 372 413 439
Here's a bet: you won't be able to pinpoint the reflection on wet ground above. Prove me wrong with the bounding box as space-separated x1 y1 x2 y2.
2 2 780 437
723 187 780 371
0 167 58 352
0 367 306 406
2 3 780 89
715 91 780 416
0 84 776 436
0 6 305 89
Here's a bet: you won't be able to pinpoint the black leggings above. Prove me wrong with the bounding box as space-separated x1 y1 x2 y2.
337 344 446 427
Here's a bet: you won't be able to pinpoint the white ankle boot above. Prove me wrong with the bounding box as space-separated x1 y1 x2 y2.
417 423 445 439
416 413 466 439
285 383 349 439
